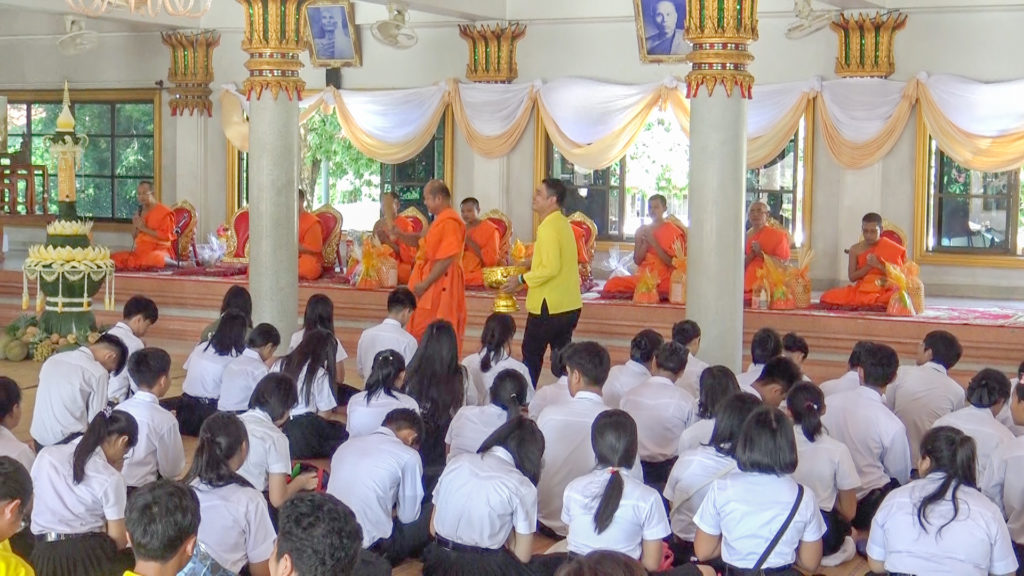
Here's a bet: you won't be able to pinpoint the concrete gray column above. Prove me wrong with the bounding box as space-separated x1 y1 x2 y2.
686 91 747 371
248 96 299 335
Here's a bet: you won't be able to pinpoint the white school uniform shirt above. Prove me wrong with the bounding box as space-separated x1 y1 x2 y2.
820 370 860 397
115 391 186 487
933 405 1014 479
356 319 418 380
192 480 276 574
218 349 270 412
676 352 710 398
446 404 509 461
678 417 715 456
736 363 764 391
867 474 1017 576
346 390 419 437
528 376 570 420
620 376 696 462
997 401 1024 437
982 435 1024 543
885 362 966 464
271 361 338 417
327 427 423 548
30 441 126 535
821 386 911 498
236 409 291 492
664 446 736 541
181 342 237 399
791 430 861 512
30 347 110 446
432 448 537 549
563 468 671 560
461 350 534 407
104 322 143 403
602 361 651 409
287 329 348 364
694 472 826 569
0 426 35 472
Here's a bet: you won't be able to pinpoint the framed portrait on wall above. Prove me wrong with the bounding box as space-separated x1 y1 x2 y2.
303 0 361 68
633 0 690 63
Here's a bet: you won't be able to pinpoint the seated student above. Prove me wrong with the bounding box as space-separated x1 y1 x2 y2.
673 320 709 398
272 329 348 459
177 310 248 436
287 293 348 386
603 330 663 410
885 330 965 465
677 366 740 455
0 456 33 575
0 378 34 472
528 344 571 421
748 356 803 408
105 295 159 403
868 427 1018 576
328 408 429 566
186 413 276 576
998 360 1024 437
737 327 782 391
115 348 186 490
981 380 1024 569
554 549 712 576
200 285 253 342
219 323 281 413
237 374 318 509
447 369 528 460
933 368 1013 480
786 384 860 563
30 411 138 576
462 313 533 407
820 341 872 397
820 212 906 310
460 197 501 288
782 332 810 380
821 342 911 534
30 334 128 448
347 350 420 438
425 418 543 575
124 480 200 576
356 287 418 381
694 406 826 576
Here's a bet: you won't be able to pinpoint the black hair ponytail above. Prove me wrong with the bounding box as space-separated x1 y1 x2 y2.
590 410 638 534
365 349 406 404
185 412 253 490
480 313 516 373
786 383 825 442
916 426 977 535
966 368 1011 409
73 411 138 484
490 369 528 421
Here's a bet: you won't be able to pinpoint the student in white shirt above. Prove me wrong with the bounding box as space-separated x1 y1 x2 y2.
462 313 533 407
933 368 1014 480
981 381 1024 559
868 426 1018 576
288 293 348 385
30 334 128 448
177 310 248 436
673 320 710 398
820 341 872 397
447 369 528 460
0 377 34 472
218 323 280 413
200 284 253 342
749 356 803 408
185 413 276 576
737 327 782 391
998 361 1024 436
678 366 740 455
105 295 159 403
30 411 139 575
528 343 571 420
356 287 418 381
124 480 201 576
694 406 826 575
114 348 186 489
603 330 662 409
782 332 811 381
348 349 420 437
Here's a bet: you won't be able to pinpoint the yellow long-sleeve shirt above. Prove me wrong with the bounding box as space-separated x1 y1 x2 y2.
523 211 583 315
0 540 33 576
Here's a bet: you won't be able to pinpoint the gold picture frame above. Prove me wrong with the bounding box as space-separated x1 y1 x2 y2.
633 0 690 63
303 0 361 68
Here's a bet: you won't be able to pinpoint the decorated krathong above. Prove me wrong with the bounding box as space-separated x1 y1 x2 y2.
632 268 660 304
788 249 814 309
884 262 916 316
760 255 796 310
669 238 687 305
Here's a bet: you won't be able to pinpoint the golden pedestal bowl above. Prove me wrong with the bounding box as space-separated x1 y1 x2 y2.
482 265 525 313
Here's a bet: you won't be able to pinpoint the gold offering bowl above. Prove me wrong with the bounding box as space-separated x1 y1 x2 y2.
482 265 525 313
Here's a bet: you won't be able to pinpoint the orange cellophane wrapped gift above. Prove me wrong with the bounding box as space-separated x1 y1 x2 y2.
762 256 795 310
905 261 925 313
787 249 814 309
885 262 916 316
669 239 687 305
357 236 395 290
632 268 661 304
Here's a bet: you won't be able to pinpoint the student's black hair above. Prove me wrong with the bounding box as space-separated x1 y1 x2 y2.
541 178 568 207
1015 381 1024 404
550 344 570 379
734 406 798 475
923 330 963 370
219 285 253 325
126 480 200 562
127 347 171 390
696 366 740 420
280 328 338 407
860 343 900 388
249 373 300 422
708 393 762 457
387 287 417 314
364 349 406 404
787 383 825 442
648 194 667 208
460 197 481 210
74 411 139 484
756 356 803 395
966 368 1011 409
561 341 612 388
628 329 663 365
655 341 688 376
479 313 517 373
671 319 701 348
95 333 129 376
276 493 362 575
302 293 336 334
848 340 873 370
185 412 252 489
1018 360 1024 380
0 377 22 421
203 309 248 357
246 323 281 350
554 550 647 576
405 320 465 442
382 408 425 442
0 455 31 507
917 426 977 535
490 369 529 421
750 327 783 364
862 212 884 226
122 295 159 324
477 417 545 486
782 332 808 359
591 410 638 534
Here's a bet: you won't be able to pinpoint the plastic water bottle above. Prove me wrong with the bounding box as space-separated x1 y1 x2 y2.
757 288 769 310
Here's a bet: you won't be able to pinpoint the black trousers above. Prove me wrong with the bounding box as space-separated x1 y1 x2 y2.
522 302 581 386
641 457 678 498
1014 542 1024 576
370 503 434 565
821 507 851 556
283 413 348 460
853 477 900 531
175 393 218 437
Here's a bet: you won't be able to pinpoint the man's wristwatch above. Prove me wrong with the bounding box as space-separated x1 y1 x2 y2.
518 274 525 286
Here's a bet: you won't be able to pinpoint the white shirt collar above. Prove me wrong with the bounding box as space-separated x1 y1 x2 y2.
857 386 885 402
923 361 948 375
746 363 763 373
625 360 651 376
373 426 399 440
242 348 263 361
489 446 515 466
248 408 275 425
133 390 158 404
382 318 402 328
114 321 132 333
574 390 603 403
649 375 677 387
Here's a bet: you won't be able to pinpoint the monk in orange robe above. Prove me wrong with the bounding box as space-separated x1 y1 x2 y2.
820 212 907 309
602 194 686 298
297 189 324 281
408 180 467 353
112 181 176 270
460 197 500 288
744 201 791 298
373 191 420 284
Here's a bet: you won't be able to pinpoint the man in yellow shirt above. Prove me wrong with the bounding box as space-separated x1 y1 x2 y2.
123 481 199 576
0 457 33 576
503 179 584 385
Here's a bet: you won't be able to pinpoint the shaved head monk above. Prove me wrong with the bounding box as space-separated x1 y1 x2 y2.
373 191 420 285
297 189 324 281
601 194 686 298
460 197 500 288
820 212 906 309
744 201 791 300
112 181 176 270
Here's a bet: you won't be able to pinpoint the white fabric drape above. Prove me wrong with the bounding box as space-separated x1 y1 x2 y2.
335 83 447 145
820 78 908 143
920 72 1024 136
457 81 536 137
748 79 819 138
537 78 666 145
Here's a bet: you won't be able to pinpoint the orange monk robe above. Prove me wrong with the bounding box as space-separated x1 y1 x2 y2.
112 203 176 270
298 212 324 281
384 217 418 285
744 226 791 295
601 221 686 297
820 237 906 309
463 220 501 288
408 208 467 353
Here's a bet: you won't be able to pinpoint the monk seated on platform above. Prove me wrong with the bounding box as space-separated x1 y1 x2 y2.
744 200 791 301
460 196 500 288
820 212 906 310
373 191 420 284
601 194 685 299
112 181 177 270
298 188 324 281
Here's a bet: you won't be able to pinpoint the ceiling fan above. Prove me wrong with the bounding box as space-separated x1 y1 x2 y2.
785 0 837 39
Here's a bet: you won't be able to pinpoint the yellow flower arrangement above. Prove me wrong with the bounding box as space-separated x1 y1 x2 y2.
26 245 112 265
46 220 94 236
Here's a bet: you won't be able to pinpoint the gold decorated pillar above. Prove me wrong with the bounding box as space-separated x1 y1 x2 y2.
831 12 907 78
458 23 526 84
47 82 89 220
162 30 221 117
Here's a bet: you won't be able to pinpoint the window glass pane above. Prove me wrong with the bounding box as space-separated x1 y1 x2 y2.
76 104 111 135
746 136 800 245
930 148 1015 253
7 135 23 155
82 136 112 176
115 178 145 220
30 103 62 134
607 188 620 236
7 103 27 136
625 112 689 236
238 151 249 207
77 177 113 219
115 137 154 176
30 137 56 172
115 103 154 135
936 196 1008 249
